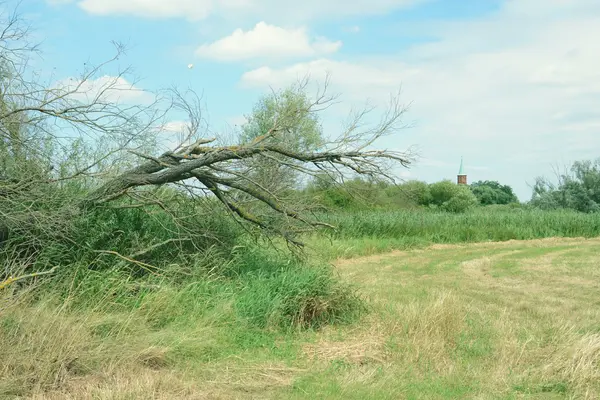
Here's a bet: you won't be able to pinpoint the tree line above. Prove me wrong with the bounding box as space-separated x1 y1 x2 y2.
300 164 600 214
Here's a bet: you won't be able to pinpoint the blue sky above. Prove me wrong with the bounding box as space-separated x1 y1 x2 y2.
18 0 600 200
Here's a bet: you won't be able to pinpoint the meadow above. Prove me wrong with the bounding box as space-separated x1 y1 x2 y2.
1 207 600 399
2 5 600 397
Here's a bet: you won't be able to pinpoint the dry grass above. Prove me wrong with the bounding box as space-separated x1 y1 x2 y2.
307 237 600 398
26 368 206 400
0 299 301 399
302 317 390 366
22 361 305 400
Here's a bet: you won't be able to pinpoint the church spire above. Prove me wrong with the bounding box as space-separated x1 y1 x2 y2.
457 156 467 185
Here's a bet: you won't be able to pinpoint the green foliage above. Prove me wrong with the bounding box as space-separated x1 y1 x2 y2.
1 187 244 275
470 180 518 205
236 264 363 330
303 174 357 209
428 180 478 212
240 85 324 193
304 176 396 210
240 86 323 152
397 180 433 206
531 159 600 213
428 180 460 206
441 186 479 213
322 208 600 244
304 177 479 212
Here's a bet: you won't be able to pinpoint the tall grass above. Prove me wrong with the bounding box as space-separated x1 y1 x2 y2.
0 245 363 397
304 207 600 259
325 208 600 242
0 195 366 397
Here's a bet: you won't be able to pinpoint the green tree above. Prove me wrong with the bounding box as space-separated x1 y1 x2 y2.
470 180 518 205
239 84 324 193
240 86 323 153
571 159 600 205
399 180 433 206
531 159 600 213
429 180 459 206
441 186 479 213
428 180 478 213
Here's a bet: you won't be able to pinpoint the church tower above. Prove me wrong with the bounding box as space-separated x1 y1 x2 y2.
457 156 467 185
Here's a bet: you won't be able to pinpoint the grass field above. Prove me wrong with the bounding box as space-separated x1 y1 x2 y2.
2 236 599 399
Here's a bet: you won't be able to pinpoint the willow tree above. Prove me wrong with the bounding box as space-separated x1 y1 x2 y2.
239 85 324 196
0 6 413 263
84 82 413 245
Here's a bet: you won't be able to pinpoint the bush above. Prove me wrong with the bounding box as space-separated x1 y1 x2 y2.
429 180 460 207
428 180 478 213
441 186 479 213
1 189 244 278
395 180 432 206
235 264 363 330
470 180 518 205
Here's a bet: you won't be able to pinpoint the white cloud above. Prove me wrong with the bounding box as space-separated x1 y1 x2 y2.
240 0 600 199
241 59 416 97
196 22 341 61
76 0 213 20
227 115 248 126
154 120 195 151
54 75 155 105
48 0 422 22
160 120 191 134
343 26 361 33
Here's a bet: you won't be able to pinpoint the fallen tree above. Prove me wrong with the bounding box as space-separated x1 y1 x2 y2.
83 84 413 245
0 6 414 282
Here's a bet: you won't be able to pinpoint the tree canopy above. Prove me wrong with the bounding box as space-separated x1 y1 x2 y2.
470 180 518 205
237 84 325 197
530 159 600 213
428 180 478 212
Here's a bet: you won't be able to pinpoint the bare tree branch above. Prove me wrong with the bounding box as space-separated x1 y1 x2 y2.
82 86 415 245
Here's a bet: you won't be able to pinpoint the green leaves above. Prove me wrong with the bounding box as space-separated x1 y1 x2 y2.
470 180 518 205
240 86 323 153
531 158 600 213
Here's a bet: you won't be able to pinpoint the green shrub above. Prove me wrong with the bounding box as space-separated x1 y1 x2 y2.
429 180 461 206
387 180 432 207
470 180 518 205
441 186 479 213
235 264 363 330
427 180 478 213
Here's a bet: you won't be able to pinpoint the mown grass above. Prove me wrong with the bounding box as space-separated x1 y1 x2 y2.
2 208 600 398
287 237 600 399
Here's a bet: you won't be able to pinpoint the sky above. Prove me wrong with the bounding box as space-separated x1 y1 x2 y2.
15 0 600 200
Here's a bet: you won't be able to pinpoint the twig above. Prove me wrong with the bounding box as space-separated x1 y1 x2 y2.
0 266 59 290
93 250 163 275
129 238 189 259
